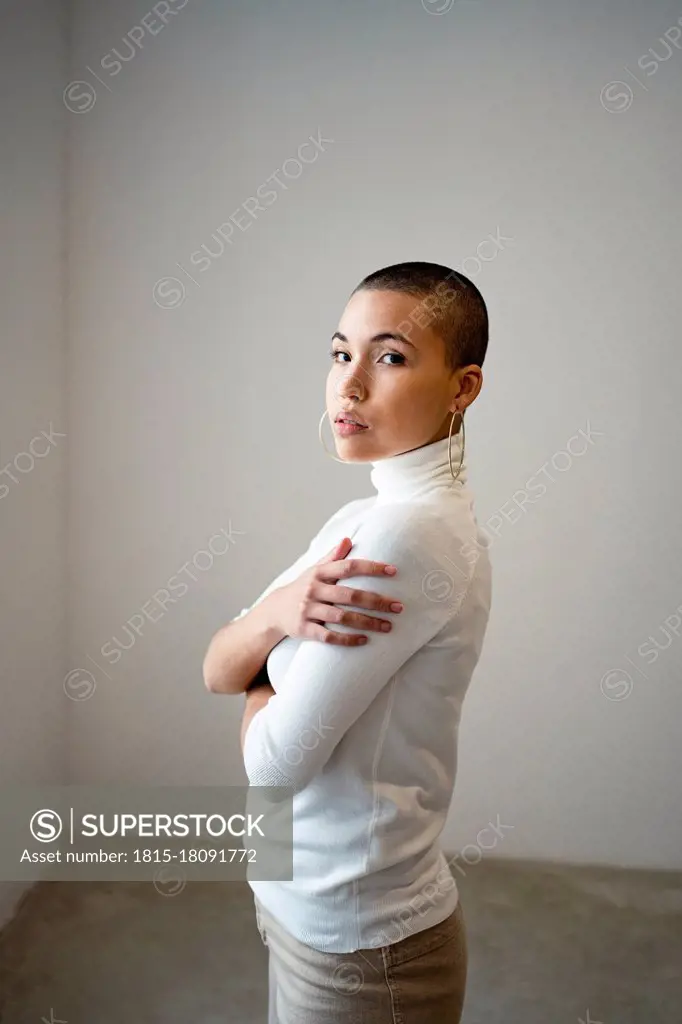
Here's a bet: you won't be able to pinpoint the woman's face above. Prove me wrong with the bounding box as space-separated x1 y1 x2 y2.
326 288 479 462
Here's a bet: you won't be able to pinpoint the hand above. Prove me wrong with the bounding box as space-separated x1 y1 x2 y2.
265 537 404 646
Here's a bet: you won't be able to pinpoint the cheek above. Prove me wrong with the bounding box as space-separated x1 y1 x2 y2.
381 380 441 425
386 375 431 408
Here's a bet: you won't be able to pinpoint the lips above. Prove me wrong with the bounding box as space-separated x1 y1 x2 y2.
335 412 368 427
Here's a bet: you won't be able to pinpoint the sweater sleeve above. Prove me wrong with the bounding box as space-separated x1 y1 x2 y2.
242 503 478 795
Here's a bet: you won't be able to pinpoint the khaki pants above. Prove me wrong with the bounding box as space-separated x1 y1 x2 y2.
254 895 468 1023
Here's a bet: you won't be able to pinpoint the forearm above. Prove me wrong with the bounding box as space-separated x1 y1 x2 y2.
240 684 276 755
203 593 285 695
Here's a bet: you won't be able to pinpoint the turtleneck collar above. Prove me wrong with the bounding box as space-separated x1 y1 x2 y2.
369 431 467 503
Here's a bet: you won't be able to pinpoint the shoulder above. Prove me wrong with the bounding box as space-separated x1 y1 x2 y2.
360 498 475 543
321 495 376 530
305 496 376 556
353 500 478 580
333 495 376 518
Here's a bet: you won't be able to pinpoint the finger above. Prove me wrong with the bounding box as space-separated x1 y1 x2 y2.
308 601 391 633
320 558 398 581
310 624 369 646
314 582 403 614
317 536 352 564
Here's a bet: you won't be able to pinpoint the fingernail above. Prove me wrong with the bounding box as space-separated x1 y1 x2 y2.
384 565 397 574
390 602 403 612
358 636 368 644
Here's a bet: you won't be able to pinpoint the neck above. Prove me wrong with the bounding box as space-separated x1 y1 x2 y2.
369 431 467 504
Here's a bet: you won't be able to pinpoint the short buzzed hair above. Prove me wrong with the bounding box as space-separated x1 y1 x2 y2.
350 261 488 373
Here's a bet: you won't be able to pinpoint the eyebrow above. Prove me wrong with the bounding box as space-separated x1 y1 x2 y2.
331 331 417 350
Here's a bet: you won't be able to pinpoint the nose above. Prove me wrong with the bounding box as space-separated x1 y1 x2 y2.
334 369 366 403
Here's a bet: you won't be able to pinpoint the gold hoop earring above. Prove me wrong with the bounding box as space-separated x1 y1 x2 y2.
448 409 465 483
318 409 347 464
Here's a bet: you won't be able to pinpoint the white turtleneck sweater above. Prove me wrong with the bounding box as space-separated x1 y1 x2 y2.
238 432 492 953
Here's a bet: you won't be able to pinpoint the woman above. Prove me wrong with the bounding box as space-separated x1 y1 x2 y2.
203 261 492 1023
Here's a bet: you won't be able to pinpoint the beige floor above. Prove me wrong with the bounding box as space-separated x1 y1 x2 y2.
1 858 681 1023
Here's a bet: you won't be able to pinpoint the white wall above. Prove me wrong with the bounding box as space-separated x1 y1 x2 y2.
62 0 682 867
0 0 68 927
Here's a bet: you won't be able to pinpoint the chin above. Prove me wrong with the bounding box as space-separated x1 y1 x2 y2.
334 436 378 463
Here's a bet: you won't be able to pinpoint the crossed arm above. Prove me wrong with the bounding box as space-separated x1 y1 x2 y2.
237 506 476 800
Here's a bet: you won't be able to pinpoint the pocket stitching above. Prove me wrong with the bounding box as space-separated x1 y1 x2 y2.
390 917 455 967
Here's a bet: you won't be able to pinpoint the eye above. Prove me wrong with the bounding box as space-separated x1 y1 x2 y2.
328 348 406 366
